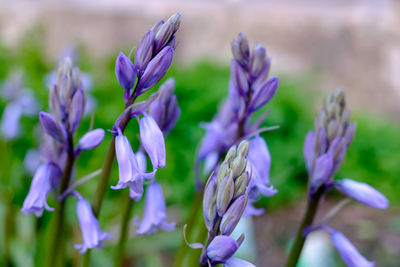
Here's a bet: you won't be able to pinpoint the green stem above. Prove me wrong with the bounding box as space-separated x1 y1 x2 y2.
46 134 75 267
285 191 323 267
114 194 135 267
174 183 205 267
82 96 137 266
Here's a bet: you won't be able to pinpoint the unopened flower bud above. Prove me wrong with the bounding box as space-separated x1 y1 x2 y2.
217 162 230 183
231 155 247 178
216 175 234 216
220 194 247 235
237 140 250 157
233 171 249 198
135 30 155 73
203 174 218 231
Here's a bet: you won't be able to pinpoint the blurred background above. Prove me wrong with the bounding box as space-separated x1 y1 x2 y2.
0 0 399 266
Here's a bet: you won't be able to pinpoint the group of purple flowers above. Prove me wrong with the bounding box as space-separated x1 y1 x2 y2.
12 11 390 267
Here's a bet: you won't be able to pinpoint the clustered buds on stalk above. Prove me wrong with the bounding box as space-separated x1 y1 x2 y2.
300 88 388 267
186 141 255 266
21 57 107 253
197 33 278 217
304 88 356 194
115 13 180 103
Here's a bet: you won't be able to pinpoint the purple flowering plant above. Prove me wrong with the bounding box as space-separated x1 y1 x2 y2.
5 9 391 267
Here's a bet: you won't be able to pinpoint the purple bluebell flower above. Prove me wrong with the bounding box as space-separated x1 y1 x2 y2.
76 129 105 153
220 194 247 235
129 150 147 201
115 52 136 92
135 30 155 74
139 115 166 169
0 72 39 140
39 111 67 143
136 46 174 93
335 179 388 209
148 78 180 135
1 102 22 140
324 228 375 267
206 235 239 262
74 197 112 254
22 163 61 216
224 257 256 267
135 182 175 234
69 88 85 133
111 128 155 190
198 33 278 179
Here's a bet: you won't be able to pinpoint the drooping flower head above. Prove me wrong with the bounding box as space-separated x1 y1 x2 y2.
134 182 175 235
74 196 112 254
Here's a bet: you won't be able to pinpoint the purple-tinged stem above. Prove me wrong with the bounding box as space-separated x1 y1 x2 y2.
285 187 324 267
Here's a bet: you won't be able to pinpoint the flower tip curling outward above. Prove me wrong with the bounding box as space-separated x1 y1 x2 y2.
74 198 112 254
328 230 375 267
135 182 175 235
115 51 136 92
335 179 389 209
139 115 166 169
22 163 61 217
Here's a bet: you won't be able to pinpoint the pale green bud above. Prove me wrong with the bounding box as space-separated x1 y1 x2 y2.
216 175 234 216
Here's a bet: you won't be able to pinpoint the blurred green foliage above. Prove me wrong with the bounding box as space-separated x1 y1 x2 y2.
0 33 399 266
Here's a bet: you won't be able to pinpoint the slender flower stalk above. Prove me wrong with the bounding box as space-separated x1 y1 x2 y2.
285 88 388 267
82 13 181 267
176 33 279 266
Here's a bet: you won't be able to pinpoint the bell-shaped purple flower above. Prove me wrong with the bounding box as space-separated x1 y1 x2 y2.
335 179 389 209
328 229 375 267
224 257 256 267
139 115 166 169
74 197 112 254
206 235 239 262
129 150 147 201
111 128 155 190
115 52 136 92
1 102 22 140
22 163 61 217
135 182 175 234
76 128 105 152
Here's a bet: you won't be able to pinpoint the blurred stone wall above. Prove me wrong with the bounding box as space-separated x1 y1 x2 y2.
1 0 399 117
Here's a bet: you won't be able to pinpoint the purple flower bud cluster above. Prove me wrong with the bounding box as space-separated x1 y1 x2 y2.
113 78 180 234
302 88 388 267
197 33 278 217
115 13 180 104
0 72 40 140
187 141 255 266
21 57 107 253
198 33 278 162
303 88 356 194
